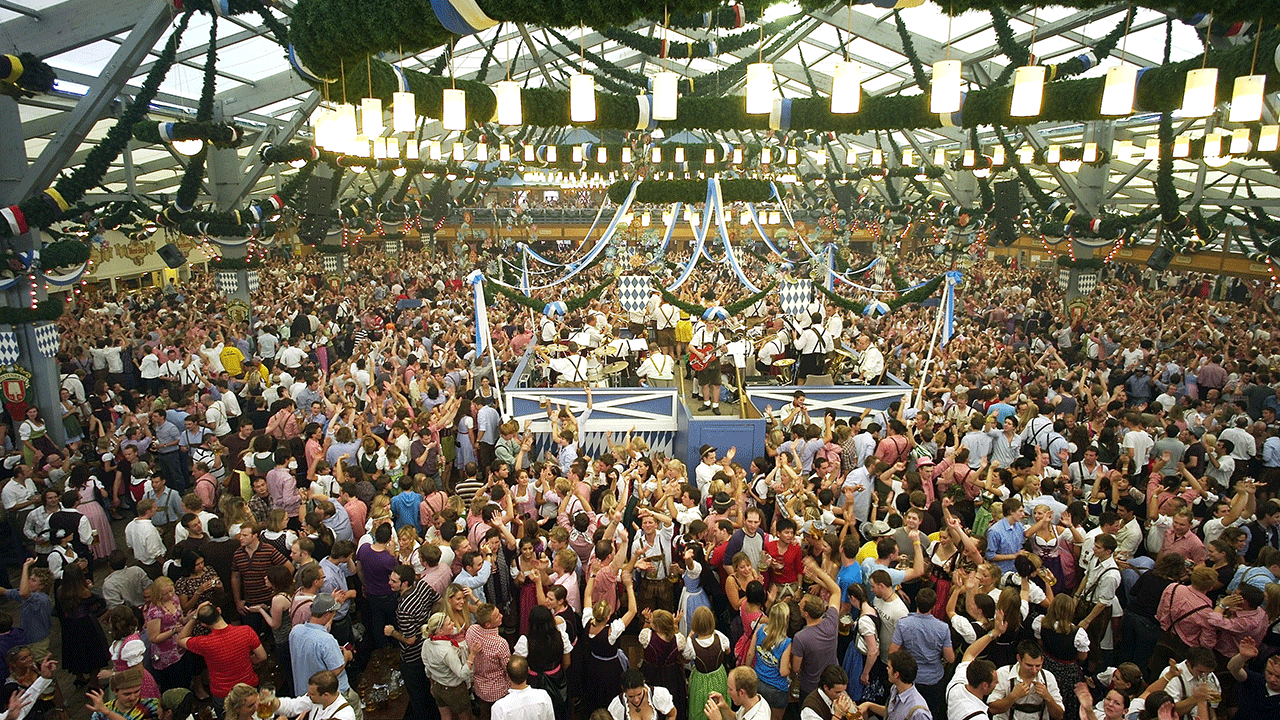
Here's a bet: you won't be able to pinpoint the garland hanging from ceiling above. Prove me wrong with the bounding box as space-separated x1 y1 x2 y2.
598 13 801 59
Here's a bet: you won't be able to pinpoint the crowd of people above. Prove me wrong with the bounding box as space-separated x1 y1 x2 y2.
0 224 1275 720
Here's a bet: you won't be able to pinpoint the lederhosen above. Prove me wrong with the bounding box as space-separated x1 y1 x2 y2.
798 327 827 379
1006 671 1052 720
1074 563 1119 647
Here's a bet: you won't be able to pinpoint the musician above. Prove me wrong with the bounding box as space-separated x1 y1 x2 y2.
539 313 559 344
854 334 885 384
636 348 676 388
654 296 680 357
571 314 606 350
755 330 790 376
795 313 830 385
544 342 591 387
689 315 728 415
638 289 661 339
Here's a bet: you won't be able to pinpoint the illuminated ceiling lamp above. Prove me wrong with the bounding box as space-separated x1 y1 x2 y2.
652 70 679 121
494 81 523 126
1010 65 1045 117
746 62 775 114
333 104 357 145
1112 139 1133 162
171 137 204 156
392 90 415 134
991 145 1005 166
361 97 383 138
442 88 466 131
1230 127 1252 154
570 73 596 122
930 60 962 114
1228 74 1265 123
830 61 861 114
1101 65 1138 116
1178 67 1218 118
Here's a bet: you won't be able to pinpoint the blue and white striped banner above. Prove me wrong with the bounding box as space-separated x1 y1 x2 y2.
940 271 963 346
468 270 492 359
712 179 760 293
666 182 715 291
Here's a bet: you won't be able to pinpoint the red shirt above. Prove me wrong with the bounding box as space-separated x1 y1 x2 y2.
185 624 261 697
765 538 804 585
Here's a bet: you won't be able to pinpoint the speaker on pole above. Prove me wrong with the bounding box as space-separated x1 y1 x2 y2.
157 243 186 269
304 174 337 215
1147 246 1175 271
992 179 1021 245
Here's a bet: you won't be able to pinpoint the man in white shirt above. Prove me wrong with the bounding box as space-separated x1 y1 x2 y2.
947 626 1001 720
1158 649 1221 718
637 349 676 388
1121 415 1154 467
986 644 1065 720
854 334 884 384
124 499 166 577
270 670 357 720
706 667 771 720
492 657 555 720
1 460 38 515
278 339 308 371
689 316 728 414
609 670 677 720
654 298 679 356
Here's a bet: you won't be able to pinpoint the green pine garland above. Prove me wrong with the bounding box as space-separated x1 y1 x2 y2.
40 239 91 269
131 120 246 148
599 14 801 60
0 52 56 97
725 282 777 316
0 300 64 325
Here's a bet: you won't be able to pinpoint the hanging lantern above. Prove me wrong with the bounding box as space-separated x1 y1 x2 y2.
652 71 679 121
830 61 861 114
746 63 775 114
1112 140 1132 162
387 137 400 159
477 143 488 162
500 143 511 162
1083 142 1098 163
1173 134 1190 158
312 107 333 149
494 81 523 126
991 146 1005 166
787 147 798 165
524 144 535 162
1009 65 1046 117
674 146 685 163
1143 137 1160 160
1230 128 1252 154
452 142 465 161
705 148 716 164
652 147 662 163
1228 74 1265 123
392 91 415 133
597 146 608 163
406 141 419 160
1100 65 1137 116
442 88 466 131
761 147 772 164
732 147 743 164
1046 145 1061 164
333 104 358 145
572 145 583 163
1259 125 1280 152
930 60 962 114
962 149 976 167
621 146 633 163
1178 68 1217 118
570 74 596 122
429 140 442 161
933 148 946 165
361 97 383 137
372 138 387 160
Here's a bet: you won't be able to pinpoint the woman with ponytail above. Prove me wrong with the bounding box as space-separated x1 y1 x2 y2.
582 573 637 714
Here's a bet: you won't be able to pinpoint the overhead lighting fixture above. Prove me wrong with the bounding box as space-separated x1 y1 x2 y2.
495 81 523 126
1230 127 1252 154
830 61 861 114
732 146 743 165
746 63 775 114
1100 65 1137 116
597 146 608 163
933 148 946 165
1112 139 1133 162
815 148 827 166
1260 125 1280 152
570 74 596 122
387 137 400 159
361 97 383 137
477 143 488 162
572 145 583 163
392 91 415 134
1046 145 1061 164
674 146 685 163
442 88 466 131
641 211 651 227
652 71 679 121
962 149 976 167
1228 74 1266 123
871 148 883 166
524 144 535 162
1203 132 1222 159
1010 65 1046 117
1083 142 1098 163
372 137 387 160
333 104 357 145
406 141 419 160
1178 68 1218 118
705 148 716 164
621 147 632 163
171 138 204 156
761 147 772 164
930 60 962 115
787 147 798 165
1143 137 1160 160
546 145 557 162
768 210 781 225
1059 158 1082 173
901 149 913 166
500 143 510 162
652 147 662 163
991 146 1005 166
452 142 465 161
429 140 442 161
1018 146 1035 164
1173 134 1190 158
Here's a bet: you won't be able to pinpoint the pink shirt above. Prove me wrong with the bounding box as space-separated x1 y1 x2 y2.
1203 605 1268 657
553 571 581 614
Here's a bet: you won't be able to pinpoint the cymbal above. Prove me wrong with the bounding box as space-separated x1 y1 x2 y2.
543 344 567 352
591 346 613 355
773 358 796 367
835 348 857 360
604 361 630 375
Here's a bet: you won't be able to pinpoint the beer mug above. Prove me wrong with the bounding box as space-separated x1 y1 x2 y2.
257 686 276 719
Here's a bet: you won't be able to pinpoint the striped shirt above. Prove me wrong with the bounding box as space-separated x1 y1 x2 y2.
232 541 289 606
395 580 441 666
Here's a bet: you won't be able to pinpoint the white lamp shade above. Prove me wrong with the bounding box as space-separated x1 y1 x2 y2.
1046 145 1061 164
815 148 827 166
1017 146 1035 163
429 140 441 161
477 143 488 162
546 145 557 162
674 146 685 163
902 149 913 166
705 148 715 164
572 145 583 163
1100 65 1137 116
1179 67 1218 118
652 71 679 120
1083 142 1098 163
962 149 975 167
500 143 511 162
372 137 387 159
597 146 608 163
361 97 383 137
933 148 946 165
524 144 535 162
761 147 772 164
1260 125 1280 152
1143 137 1160 160
570 74 596 122
871 148 883 166
406 141 419 160
652 147 662 163
830 61 861 114
1203 133 1222 158
930 60 962 114
1010 65 1046 117
442 88 466 131
1112 140 1132 162
746 63 775 115
494 81 523 126
991 146 1004 165
171 138 204 156
334 104 357 144
1228 74 1265 123
387 137 400 159
1231 128 1252 154
621 147 633 163
768 211 781 225
392 92 415 134
1173 135 1190 158
452 142 465 161
787 147 798 165
732 147 743 164
641 212 651 226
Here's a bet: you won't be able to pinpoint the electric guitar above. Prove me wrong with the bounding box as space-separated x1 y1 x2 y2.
689 343 718 371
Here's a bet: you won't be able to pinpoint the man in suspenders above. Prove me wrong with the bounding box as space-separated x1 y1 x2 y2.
1074 534 1121 654
796 316 828 385
987 641 1065 720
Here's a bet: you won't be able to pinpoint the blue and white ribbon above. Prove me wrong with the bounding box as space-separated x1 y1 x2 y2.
287 45 335 84
391 65 411 93
657 202 682 256
41 262 88 286
667 182 715 291
468 270 492 358
429 0 498 36
768 98 793 131
712 180 760 293
636 94 652 131
940 270 963 346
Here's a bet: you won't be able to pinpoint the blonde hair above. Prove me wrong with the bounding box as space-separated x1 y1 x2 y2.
760 601 790 652
1043 594 1076 635
224 684 259 718
423 612 448 636
691 606 716 637
266 508 288 532
591 600 612 625
650 609 676 637
147 577 174 603
397 525 419 548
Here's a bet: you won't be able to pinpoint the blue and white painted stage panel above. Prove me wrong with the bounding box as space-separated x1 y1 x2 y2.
745 379 913 422
507 388 681 461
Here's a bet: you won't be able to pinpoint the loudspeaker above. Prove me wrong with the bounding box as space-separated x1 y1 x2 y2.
157 242 186 269
1147 246 1175 271
992 180 1021 246
304 174 337 215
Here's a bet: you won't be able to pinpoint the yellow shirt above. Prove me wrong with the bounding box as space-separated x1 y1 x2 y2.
219 346 245 377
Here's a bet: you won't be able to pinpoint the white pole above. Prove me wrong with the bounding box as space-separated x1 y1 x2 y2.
914 285 949 410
